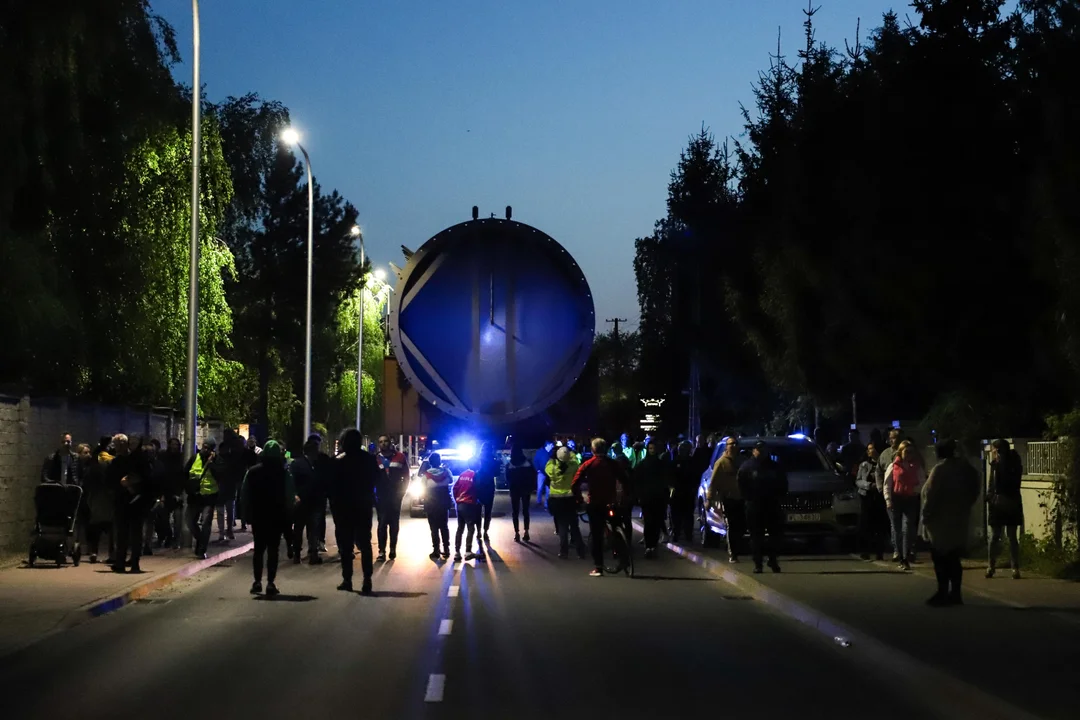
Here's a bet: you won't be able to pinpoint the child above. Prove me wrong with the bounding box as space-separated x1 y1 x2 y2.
423 453 452 560
452 467 484 562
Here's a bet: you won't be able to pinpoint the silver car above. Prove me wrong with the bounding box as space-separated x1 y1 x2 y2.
697 435 861 546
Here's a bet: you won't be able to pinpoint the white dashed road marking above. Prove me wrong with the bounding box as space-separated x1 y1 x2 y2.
424 674 445 702
448 585 459 598
438 619 453 635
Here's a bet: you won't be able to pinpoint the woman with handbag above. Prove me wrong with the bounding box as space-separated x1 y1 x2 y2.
987 438 1024 579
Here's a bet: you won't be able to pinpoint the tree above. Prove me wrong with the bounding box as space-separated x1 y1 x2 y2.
593 327 641 435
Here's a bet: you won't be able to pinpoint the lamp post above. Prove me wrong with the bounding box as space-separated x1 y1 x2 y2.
183 0 202 460
282 127 314 439
352 225 365 433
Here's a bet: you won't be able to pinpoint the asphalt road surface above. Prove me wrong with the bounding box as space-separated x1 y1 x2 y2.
1 495 934 719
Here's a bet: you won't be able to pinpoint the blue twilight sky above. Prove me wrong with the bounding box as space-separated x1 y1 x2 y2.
154 0 910 331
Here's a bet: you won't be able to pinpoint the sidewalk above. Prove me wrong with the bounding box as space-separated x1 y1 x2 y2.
0 532 254 658
664 534 1080 720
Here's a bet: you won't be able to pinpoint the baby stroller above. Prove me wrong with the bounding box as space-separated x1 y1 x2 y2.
29 483 83 567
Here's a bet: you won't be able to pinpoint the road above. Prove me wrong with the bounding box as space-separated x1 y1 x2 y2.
1 495 942 719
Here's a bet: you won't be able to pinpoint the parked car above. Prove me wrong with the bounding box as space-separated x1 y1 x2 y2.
697 435 860 546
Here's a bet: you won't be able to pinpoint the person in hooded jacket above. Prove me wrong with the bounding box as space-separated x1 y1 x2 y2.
475 442 499 543
422 453 453 560
506 444 534 543
330 429 379 594
241 440 297 596
546 447 585 559
670 441 699 545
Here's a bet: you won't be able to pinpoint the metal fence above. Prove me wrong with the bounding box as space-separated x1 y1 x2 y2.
1026 441 1066 476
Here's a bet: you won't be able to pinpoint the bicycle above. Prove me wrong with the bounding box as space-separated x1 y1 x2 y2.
602 504 633 577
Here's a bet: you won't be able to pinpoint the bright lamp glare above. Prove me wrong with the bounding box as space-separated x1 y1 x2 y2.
408 478 424 499
375 268 387 282
457 442 476 460
350 225 362 237
281 128 300 145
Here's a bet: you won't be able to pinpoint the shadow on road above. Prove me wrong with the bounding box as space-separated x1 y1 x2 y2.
813 570 903 575
367 590 427 599
253 594 318 602
632 574 721 582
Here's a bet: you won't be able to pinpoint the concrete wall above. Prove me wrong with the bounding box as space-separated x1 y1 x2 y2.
0 394 223 552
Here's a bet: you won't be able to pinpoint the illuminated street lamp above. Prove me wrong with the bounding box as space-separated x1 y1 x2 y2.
353 224 366 433
281 127 314 438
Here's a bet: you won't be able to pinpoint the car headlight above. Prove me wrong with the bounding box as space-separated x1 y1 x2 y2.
408 478 425 499
834 490 858 503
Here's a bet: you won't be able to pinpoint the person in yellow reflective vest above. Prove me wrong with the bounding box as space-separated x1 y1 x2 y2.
185 439 220 559
546 447 585 559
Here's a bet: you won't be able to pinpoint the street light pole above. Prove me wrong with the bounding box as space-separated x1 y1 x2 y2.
353 226 365 433
282 129 314 439
183 0 201 460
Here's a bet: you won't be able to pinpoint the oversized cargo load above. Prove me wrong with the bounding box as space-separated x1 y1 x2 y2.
388 212 595 431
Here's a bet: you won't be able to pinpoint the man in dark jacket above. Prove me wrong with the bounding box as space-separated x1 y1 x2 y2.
241 440 295 596
212 428 246 542
635 440 671 558
109 435 154 573
671 441 699 546
289 438 325 564
375 434 409 562
737 441 789 574
475 442 500 542
42 433 79 485
331 429 379 595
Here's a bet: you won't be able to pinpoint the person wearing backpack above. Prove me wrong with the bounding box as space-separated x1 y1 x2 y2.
884 440 924 570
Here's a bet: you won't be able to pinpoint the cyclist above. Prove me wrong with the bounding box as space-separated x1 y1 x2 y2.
573 438 627 577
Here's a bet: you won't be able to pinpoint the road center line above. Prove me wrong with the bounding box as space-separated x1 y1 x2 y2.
438 619 453 635
447 585 459 598
424 674 445 702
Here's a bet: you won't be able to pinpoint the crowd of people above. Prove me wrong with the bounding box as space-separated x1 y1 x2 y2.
38 421 1027 605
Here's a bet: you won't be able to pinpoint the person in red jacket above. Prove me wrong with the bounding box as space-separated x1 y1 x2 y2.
452 468 484 562
375 435 409 562
573 437 627 577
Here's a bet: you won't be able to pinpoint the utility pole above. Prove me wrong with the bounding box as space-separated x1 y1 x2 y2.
605 317 627 340
183 0 201 461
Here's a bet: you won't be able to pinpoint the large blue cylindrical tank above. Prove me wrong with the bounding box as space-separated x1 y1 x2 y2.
388 217 595 425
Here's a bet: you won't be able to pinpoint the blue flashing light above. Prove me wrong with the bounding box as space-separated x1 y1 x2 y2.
787 433 809 441
455 441 477 461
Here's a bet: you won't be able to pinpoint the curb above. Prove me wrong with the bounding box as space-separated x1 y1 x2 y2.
70 541 254 624
636 522 1045 720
